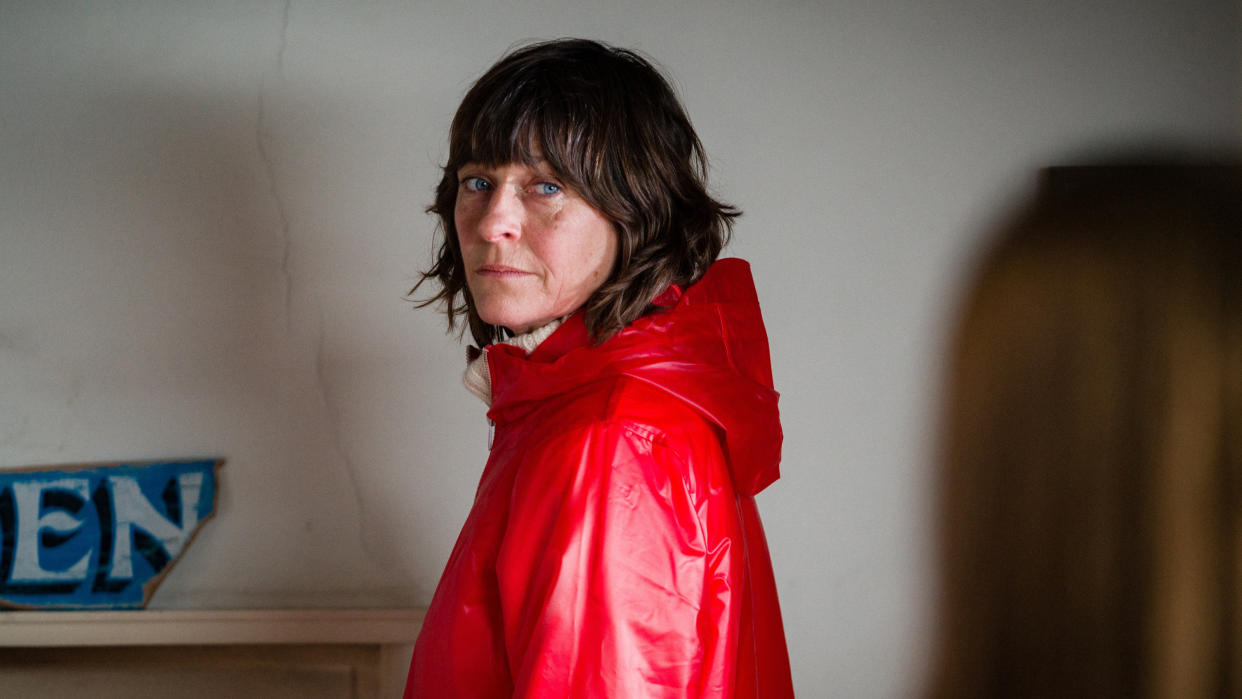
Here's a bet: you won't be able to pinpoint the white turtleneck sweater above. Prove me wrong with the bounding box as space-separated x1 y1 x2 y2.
462 318 564 406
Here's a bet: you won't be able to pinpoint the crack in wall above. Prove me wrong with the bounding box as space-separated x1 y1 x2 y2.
254 89 294 329
257 0 389 577
313 303 385 569
255 0 295 330
276 0 291 73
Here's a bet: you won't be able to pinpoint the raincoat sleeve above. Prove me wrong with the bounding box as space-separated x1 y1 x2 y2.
495 418 742 698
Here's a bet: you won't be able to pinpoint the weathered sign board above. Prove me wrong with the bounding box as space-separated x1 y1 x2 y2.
0 459 221 610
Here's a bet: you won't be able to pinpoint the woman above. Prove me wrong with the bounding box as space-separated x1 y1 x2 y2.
405 39 794 698
926 161 1242 698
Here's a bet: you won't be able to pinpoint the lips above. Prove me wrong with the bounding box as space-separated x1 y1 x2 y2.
475 264 533 277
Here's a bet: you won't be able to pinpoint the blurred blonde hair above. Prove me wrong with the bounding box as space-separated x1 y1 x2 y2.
927 162 1242 698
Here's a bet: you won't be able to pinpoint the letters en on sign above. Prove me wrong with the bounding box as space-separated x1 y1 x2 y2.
0 459 222 610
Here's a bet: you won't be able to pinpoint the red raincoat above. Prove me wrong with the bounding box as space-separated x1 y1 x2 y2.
405 259 794 698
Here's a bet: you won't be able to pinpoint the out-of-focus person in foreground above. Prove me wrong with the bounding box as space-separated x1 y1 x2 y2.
926 159 1242 699
404 39 793 698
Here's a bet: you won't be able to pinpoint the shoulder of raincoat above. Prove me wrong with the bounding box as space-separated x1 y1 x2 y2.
405 258 794 698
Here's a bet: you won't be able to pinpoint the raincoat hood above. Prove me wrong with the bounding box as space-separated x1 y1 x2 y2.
486 258 782 496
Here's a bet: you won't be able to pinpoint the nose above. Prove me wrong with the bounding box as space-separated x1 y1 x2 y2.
476 187 522 242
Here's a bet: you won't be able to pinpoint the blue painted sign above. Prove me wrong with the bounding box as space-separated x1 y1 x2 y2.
0 459 221 609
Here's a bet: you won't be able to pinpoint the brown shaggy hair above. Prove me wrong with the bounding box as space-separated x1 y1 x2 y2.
412 38 739 347
927 161 1242 699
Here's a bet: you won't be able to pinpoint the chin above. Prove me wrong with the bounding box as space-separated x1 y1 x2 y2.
475 298 563 335
477 309 535 334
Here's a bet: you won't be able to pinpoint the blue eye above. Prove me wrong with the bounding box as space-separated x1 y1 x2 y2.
461 177 490 192
535 182 561 195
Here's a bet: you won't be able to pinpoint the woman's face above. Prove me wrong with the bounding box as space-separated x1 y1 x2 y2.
455 160 617 335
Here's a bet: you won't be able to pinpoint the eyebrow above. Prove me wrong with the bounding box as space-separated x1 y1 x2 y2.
457 159 554 174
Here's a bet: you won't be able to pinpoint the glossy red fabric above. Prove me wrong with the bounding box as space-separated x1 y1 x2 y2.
405 259 794 698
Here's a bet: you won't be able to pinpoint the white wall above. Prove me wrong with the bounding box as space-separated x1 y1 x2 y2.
1 1 1237 695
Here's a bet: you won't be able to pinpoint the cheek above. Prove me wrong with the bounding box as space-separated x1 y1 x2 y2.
584 219 618 274
454 191 485 230
538 198 564 225
453 203 470 234
453 229 471 263
454 211 477 253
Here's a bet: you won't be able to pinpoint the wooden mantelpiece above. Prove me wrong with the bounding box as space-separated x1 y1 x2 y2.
0 608 424 699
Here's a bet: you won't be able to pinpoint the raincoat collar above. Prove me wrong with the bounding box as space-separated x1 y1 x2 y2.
485 258 783 496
